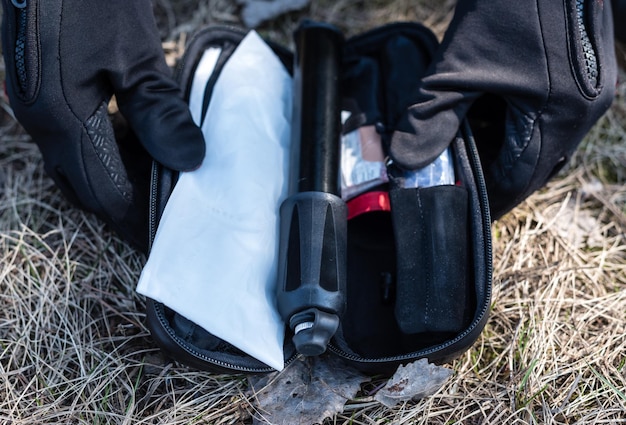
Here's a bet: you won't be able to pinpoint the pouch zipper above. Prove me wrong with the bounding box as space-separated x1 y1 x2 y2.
148 162 160 251
152 299 298 374
148 163 298 374
146 26 301 374
328 122 493 367
148 135 492 371
147 23 494 373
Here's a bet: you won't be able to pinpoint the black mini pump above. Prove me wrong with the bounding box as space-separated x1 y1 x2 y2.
276 21 348 357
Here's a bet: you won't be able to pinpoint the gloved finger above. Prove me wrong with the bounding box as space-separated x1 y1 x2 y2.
82 0 205 172
113 71 206 172
388 0 550 171
389 90 480 170
388 0 616 218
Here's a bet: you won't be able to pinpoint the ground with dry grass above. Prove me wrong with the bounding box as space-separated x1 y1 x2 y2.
1 1 625 424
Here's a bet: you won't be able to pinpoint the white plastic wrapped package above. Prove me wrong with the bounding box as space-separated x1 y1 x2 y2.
137 31 292 371
402 147 455 188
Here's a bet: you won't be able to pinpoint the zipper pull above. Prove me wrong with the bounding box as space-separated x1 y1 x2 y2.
11 0 26 8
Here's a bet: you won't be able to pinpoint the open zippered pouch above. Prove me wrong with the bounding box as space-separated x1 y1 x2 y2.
138 21 492 376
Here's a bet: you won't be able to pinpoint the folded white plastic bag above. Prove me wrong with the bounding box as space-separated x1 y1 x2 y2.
137 31 292 371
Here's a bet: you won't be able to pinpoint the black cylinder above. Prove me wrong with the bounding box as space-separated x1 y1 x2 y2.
277 21 347 357
292 20 343 195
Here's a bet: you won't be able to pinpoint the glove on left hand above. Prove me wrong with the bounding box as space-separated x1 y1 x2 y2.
2 0 206 251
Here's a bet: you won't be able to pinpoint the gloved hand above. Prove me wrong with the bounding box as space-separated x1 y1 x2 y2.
613 0 626 43
389 0 617 219
1 0 205 251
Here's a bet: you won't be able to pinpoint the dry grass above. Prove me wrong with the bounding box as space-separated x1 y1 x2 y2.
1 1 625 424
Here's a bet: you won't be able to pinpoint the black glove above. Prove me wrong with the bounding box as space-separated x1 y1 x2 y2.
389 0 617 219
613 0 626 43
1 0 205 251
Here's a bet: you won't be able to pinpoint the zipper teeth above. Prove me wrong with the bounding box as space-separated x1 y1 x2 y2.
575 0 598 86
329 288 493 364
148 162 296 373
148 165 243 371
463 120 493 285
14 7 28 94
153 301 297 373
149 26 280 374
328 298 491 363
154 303 271 373
148 162 160 251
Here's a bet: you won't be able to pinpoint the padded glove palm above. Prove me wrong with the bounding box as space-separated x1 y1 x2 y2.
389 0 617 218
1 0 205 250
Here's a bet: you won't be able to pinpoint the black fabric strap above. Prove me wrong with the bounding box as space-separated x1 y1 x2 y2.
390 185 471 334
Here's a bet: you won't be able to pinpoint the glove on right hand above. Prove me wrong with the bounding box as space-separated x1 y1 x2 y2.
389 0 617 218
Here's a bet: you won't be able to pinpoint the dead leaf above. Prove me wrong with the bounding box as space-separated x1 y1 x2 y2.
374 359 453 408
249 355 368 425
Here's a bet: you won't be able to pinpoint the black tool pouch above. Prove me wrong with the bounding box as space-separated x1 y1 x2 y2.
144 22 492 376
